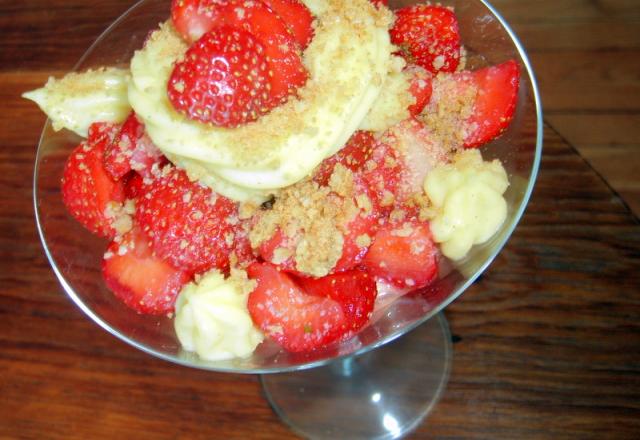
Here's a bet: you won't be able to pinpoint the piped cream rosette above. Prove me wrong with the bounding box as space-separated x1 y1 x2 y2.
127 0 394 202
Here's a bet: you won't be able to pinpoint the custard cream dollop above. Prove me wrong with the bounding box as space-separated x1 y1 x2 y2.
128 0 394 201
23 68 131 137
423 149 509 260
174 270 264 361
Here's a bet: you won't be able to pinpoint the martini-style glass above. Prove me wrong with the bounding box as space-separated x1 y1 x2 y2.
33 0 542 438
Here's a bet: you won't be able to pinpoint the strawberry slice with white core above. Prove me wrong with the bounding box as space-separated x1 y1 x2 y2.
102 227 192 315
103 112 164 180
379 118 449 203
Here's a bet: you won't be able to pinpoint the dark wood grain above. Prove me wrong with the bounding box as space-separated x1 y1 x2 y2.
1 1 639 439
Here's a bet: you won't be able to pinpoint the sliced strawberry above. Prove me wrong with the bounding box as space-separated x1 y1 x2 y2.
262 0 314 48
390 4 461 74
358 139 402 215
167 26 271 127
297 269 377 333
103 112 164 180
377 118 449 205
170 0 307 107
312 130 376 187
215 0 308 105
333 202 379 273
370 0 388 7
102 227 191 315
61 122 126 238
135 166 240 274
170 0 229 43
362 222 438 289
406 65 433 116
247 263 376 352
462 60 520 148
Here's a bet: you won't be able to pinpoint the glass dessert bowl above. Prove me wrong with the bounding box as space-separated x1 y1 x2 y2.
33 0 541 437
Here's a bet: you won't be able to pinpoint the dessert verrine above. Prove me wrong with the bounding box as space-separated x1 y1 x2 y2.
25 0 519 361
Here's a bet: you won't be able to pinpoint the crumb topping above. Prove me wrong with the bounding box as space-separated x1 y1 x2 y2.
249 164 362 277
418 72 477 151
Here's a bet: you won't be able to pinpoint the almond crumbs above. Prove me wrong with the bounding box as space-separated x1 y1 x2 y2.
249 164 363 277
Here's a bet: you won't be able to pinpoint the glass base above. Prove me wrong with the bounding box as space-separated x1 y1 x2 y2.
260 313 452 439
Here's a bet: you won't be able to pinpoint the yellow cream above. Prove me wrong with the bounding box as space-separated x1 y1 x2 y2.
174 270 263 361
128 0 394 201
423 149 509 260
23 68 130 137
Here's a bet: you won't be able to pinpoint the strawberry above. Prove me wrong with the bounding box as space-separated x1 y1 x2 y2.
215 0 307 105
376 118 448 206
297 269 377 333
390 4 461 74
262 0 314 48
61 122 126 238
167 26 271 127
461 60 520 148
135 166 240 274
247 263 376 352
171 0 229 42
406 65 433 116
102 226 191 315
358 139 403 215
170 0 308 107
370 0 388 7
312 130 376 187
362 221 438 289
103 112 164 180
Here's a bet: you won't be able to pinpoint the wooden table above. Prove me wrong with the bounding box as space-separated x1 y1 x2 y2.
1 1 639 438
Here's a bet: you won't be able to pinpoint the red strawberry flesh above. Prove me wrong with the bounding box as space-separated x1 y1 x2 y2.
102 227 192 315
135 166 241 274
61 122 126 239
167 26 271 127
390 4 462 74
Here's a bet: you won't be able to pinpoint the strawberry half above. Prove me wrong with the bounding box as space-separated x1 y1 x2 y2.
102 226 192 315
103 112 164 180
135 166 241 274
61 122 126 238
247 263 377 352
312 130 377 187
215 0 308 106
170 0 308 107
167 26 271 127
297 269 377 333
362 221 438 290
262 0 314 48
462 60 520 148
390 4 462 74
